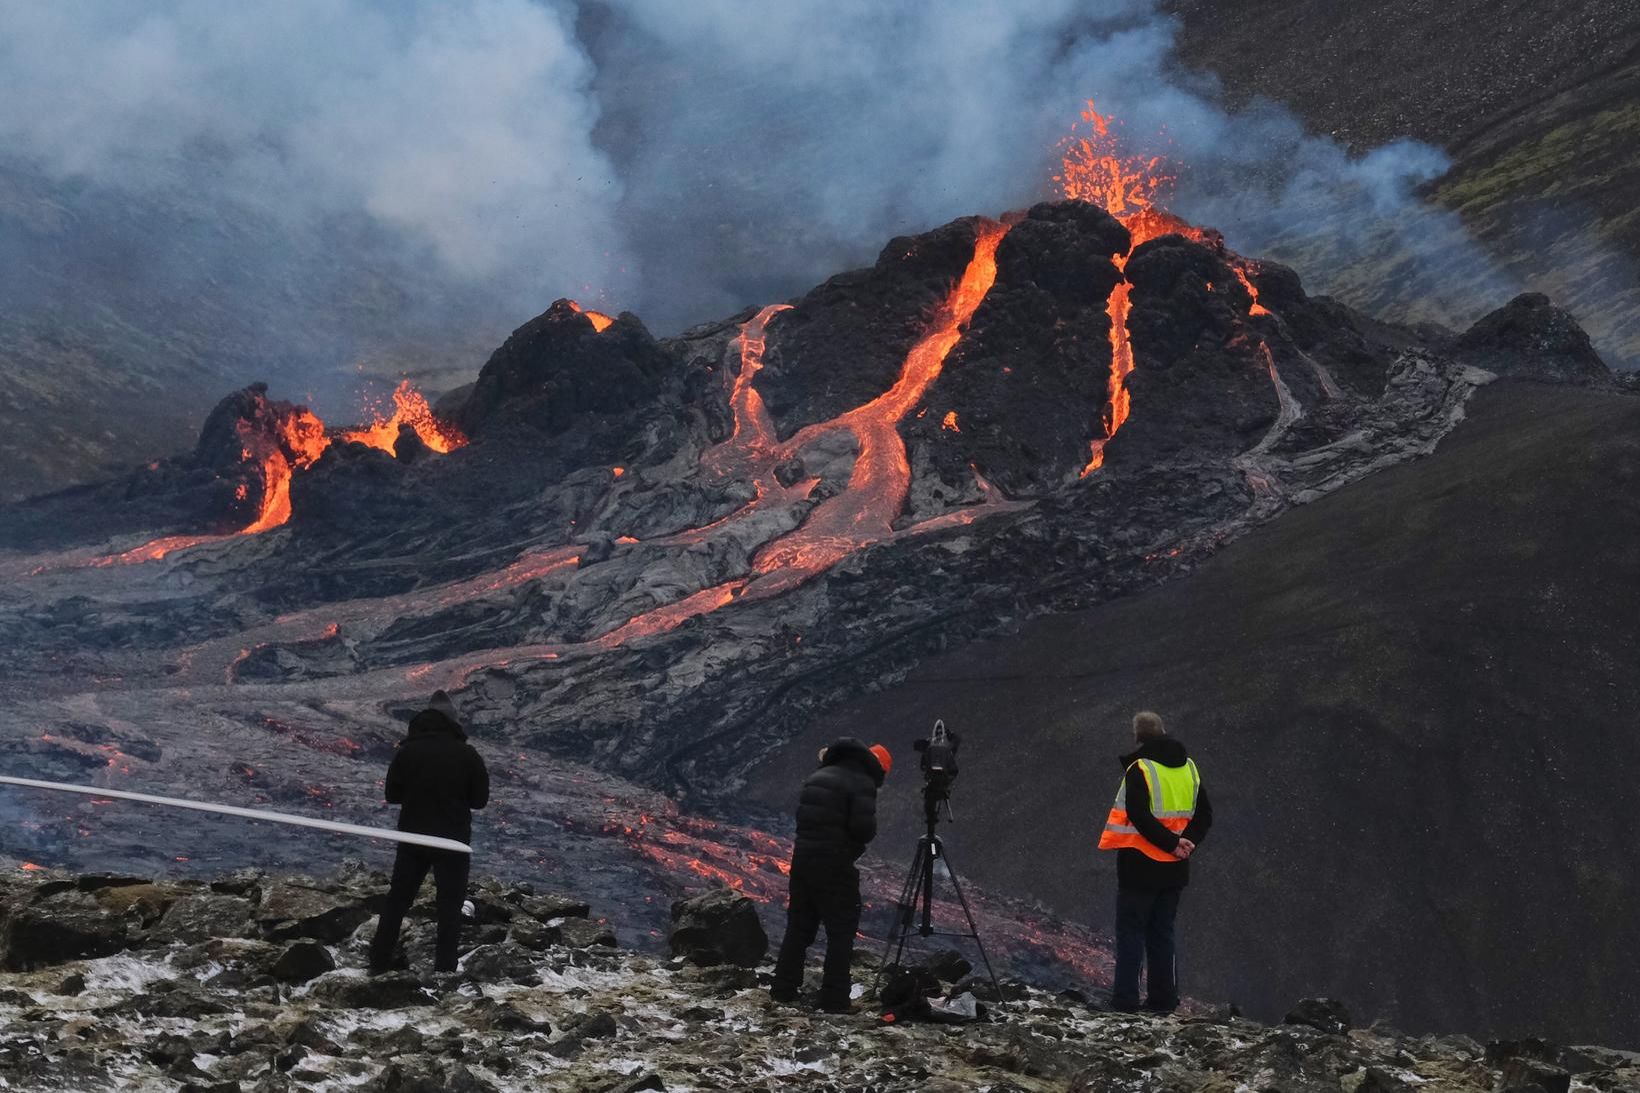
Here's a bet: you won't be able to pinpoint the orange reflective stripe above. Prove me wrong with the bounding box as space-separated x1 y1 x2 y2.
1100 831 1177 861
1098 758 1198 861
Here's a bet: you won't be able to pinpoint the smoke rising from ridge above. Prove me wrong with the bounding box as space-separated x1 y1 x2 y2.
0 0 1573 433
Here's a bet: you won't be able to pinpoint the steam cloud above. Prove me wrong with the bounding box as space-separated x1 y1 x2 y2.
0 1 628 295
0 0 1587 406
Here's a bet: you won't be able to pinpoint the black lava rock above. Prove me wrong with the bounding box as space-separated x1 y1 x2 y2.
1284 996 1352 1034
668 888 769 968
270 941 336 983
1456 293 1610 384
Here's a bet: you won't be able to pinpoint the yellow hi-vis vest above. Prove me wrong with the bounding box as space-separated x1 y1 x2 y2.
1098 757 1201 862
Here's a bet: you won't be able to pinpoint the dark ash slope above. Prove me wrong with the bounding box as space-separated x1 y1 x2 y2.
1163 0 1640 371
748 380 1640 1045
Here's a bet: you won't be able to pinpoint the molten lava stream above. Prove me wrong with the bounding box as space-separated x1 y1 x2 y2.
1232 263 1270 317
1061 102 1214 477
241 452 296 534
89 533 234 568
746 220 1009 590
720 304 790 459
1083 268 1133 476
591 580 747 649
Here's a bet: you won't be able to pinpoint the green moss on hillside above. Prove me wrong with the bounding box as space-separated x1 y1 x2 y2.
1437 105 1640 215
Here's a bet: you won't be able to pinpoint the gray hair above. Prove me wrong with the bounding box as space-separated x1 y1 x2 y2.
1132 710 1166 740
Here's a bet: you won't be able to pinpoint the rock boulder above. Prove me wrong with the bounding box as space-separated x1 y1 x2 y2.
668 888 769 968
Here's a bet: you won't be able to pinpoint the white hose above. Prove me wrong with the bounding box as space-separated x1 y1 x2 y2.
0 774 471 854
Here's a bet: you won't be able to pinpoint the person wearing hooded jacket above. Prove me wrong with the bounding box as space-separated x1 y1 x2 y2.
1097 710 1213 1014
368 690 489 974
770 737 892 1013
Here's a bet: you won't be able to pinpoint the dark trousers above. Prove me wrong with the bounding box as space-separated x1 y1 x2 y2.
771 856 861 1006
368 845 470 973
1112 886 1182 1010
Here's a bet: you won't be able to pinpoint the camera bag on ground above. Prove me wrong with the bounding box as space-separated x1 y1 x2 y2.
877 964 986 1025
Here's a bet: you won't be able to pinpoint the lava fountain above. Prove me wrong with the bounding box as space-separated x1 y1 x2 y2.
337 380 469 456
1059 100 1283 474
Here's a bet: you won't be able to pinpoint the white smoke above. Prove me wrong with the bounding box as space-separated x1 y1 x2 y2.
0 0 1592 362
0 0 630 296
586 0 1529 334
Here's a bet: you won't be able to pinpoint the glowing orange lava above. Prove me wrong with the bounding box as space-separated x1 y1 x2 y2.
239 407 325 534
1057 101 1172 219
89 533 231 567
1233 263 1270 316
567 300 615 332
745 220 1008 585
1062 103 1211 476
338 380 469 455
593 581 747 649
711 304 791 466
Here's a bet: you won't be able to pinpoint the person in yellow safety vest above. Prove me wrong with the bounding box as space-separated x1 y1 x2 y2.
1097 710 1213 1014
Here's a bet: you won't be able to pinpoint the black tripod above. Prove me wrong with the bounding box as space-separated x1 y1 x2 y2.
876 790 1002 1001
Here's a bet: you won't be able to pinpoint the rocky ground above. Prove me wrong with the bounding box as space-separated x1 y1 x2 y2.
3 865 1636 1093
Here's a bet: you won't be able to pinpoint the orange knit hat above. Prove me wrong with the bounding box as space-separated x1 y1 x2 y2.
869 744 893 776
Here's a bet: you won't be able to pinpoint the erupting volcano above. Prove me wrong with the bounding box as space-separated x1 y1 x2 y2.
74 380 469 569
1058 101 1276 474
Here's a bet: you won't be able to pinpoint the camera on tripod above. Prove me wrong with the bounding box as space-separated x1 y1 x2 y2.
913 719 961 822
878 717 1001 1000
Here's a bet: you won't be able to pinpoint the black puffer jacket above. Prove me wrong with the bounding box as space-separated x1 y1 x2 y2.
792 738 886 862
384 709 490 844
1114 737 1213 891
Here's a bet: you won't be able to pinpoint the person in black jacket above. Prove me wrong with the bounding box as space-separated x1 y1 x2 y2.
1105 711 1212 1014
770 738 891 1013
368 690 489 974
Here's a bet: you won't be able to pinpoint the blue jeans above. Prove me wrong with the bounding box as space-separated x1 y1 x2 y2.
1112 887 1181 1011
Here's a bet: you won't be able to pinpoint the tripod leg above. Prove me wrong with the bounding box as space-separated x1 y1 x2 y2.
919 837 937 936
936 842 1004 1006
874 840 929 992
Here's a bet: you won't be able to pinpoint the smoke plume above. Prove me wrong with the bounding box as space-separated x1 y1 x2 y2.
0 0 1605 434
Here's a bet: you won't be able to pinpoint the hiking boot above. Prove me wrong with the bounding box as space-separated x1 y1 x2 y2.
769 985 799 1005
368 951 410 975
819 999 854 1015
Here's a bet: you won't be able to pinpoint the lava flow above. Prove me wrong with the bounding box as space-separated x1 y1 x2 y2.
241 405 329 534
1060 102 1208 475
1060 101 1283 474
746 219 1010 589
375 223 1019 689
71 381 465 570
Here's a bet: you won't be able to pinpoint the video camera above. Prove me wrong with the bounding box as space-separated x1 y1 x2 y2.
912 719 961 824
